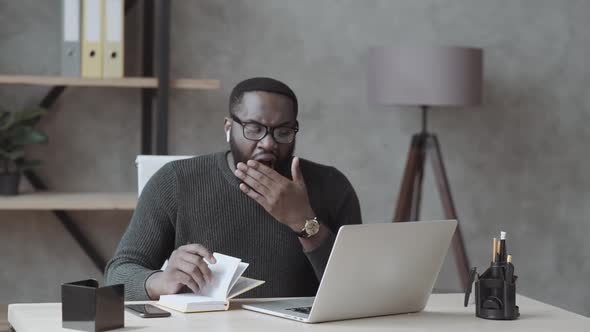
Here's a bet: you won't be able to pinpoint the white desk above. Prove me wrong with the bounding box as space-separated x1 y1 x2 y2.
7 294 589 331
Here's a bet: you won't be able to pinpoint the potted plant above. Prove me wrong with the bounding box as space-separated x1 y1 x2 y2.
0 106 48 195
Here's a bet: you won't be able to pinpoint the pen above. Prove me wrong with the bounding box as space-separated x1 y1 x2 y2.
496 236 501 262
499 231 507 262
492 238 498 263
506 255 514 283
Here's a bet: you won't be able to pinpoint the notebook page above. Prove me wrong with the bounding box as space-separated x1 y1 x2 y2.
227 277 265 299
198 253 241 300
227 262 249 296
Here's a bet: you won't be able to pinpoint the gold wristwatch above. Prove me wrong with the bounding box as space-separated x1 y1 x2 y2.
296 217 320 238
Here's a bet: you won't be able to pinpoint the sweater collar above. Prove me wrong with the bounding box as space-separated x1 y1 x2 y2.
216 150 242 187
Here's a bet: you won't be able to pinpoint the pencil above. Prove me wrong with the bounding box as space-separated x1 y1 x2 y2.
492 238 498 262
500 231 507 262
506 255 514 283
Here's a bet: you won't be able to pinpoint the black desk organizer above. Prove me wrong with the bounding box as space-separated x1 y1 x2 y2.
464 262 520 320
62 279 124 332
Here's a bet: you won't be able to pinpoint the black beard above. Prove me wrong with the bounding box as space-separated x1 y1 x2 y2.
229 137 295 178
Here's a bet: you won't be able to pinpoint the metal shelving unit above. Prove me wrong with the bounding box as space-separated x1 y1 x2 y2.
0 0 218 273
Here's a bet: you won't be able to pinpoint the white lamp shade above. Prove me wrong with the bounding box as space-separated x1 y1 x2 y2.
368 46 483 107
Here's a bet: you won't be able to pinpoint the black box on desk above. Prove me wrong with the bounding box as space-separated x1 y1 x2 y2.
61 279 124 332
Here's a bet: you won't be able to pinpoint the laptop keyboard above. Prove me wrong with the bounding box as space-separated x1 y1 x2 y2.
286 306 312 314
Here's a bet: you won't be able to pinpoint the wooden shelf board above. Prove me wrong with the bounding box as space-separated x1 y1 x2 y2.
0 192 136 211
0 75 220 90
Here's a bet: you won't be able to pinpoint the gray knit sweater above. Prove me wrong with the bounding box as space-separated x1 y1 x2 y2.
105 151 361 300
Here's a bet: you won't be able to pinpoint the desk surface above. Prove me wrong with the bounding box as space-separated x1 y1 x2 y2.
7 294 589 331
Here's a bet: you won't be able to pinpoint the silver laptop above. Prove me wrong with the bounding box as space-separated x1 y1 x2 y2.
242 220 457 323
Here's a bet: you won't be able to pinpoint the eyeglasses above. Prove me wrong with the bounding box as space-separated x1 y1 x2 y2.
230 114 299 144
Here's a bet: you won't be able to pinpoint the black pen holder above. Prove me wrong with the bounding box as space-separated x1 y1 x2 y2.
466 263 519 320
61 279 125 332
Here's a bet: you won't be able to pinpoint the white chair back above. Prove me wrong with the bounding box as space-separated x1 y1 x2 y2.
135 155 193 196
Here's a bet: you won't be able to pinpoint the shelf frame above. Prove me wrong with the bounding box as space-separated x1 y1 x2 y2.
6 0 178 274
0 75 220 90
155 0 171 155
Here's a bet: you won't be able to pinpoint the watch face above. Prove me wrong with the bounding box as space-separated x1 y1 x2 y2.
305 219 320 236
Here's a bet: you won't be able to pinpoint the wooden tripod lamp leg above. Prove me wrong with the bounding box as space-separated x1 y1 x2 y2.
393 134 424 222
427 135 471 290
410 136 426 221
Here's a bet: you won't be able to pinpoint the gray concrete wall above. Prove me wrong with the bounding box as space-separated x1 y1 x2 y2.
1 0 589 316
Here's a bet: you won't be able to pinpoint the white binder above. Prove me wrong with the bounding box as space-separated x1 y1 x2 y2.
61 0 81 76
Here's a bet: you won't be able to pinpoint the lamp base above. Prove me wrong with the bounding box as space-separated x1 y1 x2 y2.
394 132 470 290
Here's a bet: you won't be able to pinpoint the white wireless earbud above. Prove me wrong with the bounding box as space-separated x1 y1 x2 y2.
226 130 230 142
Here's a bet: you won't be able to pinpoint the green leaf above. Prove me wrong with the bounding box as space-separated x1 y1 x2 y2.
12 107 47 125
10 126 48 146
0 107 47 131
0 149 25 161
0 107 48 172
0 110 14 131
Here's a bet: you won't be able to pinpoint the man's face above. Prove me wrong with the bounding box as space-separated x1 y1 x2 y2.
225 91 297 175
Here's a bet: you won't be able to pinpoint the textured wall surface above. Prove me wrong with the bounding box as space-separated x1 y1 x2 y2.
1 0 589 316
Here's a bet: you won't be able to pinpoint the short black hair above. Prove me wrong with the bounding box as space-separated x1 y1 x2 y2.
229 77 298 117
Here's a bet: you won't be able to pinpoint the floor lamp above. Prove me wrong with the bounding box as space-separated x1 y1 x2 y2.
368 46 483 290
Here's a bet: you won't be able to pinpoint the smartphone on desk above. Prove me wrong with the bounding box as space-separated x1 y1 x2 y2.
126 304 171 318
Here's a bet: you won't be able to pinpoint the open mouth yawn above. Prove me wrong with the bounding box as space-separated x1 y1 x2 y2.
254 154 277 169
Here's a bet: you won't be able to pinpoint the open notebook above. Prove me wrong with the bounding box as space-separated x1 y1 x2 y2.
157 253 265 313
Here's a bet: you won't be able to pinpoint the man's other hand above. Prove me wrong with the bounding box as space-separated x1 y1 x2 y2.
146 244 216 300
